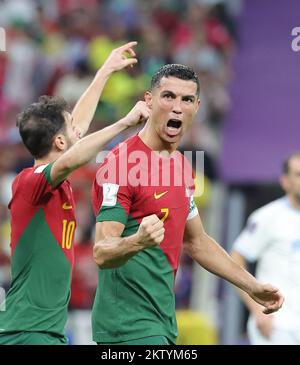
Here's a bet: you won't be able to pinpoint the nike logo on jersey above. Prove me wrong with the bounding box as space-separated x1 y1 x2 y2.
154 191 168 200
62 203 73 210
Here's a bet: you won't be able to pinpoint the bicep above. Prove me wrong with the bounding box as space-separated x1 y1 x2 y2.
183 215 206 253
95 221 125 242
50 158 72 188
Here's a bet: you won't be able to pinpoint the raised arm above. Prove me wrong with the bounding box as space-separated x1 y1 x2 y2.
50 101 149 187
183 215 284 314
71 41 138 137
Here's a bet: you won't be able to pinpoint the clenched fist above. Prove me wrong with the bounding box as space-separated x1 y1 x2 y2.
123 101 151 127
136 214 165 248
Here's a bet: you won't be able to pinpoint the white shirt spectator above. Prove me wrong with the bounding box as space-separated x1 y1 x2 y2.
233 197 300 331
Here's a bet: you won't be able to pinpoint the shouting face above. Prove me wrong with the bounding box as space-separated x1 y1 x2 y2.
145 76 200 147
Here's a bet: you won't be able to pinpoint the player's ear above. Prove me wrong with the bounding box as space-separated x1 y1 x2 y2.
144 91 153 109
53 134 67 152
279 174 289 192
194 98 201 113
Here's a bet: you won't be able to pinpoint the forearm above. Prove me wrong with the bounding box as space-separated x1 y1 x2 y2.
71 68 111 136
236 284 264 316
64 117 129 167
93 233 143 269
71 41 138 136
231 251 263 316
51 118 128 185
185 234 258 295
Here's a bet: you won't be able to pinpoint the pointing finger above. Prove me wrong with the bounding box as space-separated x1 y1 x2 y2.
119 41 138 53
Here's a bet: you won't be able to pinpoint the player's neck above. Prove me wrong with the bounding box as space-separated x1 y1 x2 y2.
287 195 300 211
34 150 63 167
139 123 178 154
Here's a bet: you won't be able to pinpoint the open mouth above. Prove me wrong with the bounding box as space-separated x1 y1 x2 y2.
165 119 183 137
167 119 182 129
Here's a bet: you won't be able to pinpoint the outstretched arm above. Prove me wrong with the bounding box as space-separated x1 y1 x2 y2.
71 41 138 138
50 101 149 187
231 250 275 338
183 215 284 314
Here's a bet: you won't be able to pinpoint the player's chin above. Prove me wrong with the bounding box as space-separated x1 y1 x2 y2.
161 132 182 144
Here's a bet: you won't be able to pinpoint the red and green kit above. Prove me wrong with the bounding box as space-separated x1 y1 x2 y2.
92 135 198 344
0 163 75 337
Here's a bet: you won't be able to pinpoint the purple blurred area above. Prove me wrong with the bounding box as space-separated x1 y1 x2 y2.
220 0 300 183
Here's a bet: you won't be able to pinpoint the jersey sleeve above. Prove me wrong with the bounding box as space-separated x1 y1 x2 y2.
232 210 270 262
21 163 55 205
185 165 199 221
187 195 199 220
96 183 132 225
92 158 133 226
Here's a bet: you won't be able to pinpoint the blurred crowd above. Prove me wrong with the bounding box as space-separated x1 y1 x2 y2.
0 0 238 312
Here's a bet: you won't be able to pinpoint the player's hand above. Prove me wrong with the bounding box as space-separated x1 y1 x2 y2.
248 283 284 314
123 101 151 127
254 312 274 338
136 214 165 248
72 124 82 141
101 41 138 74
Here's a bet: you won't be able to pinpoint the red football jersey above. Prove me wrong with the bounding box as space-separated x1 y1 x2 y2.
91 134 198 344
0 163 76 336
92 134 197 275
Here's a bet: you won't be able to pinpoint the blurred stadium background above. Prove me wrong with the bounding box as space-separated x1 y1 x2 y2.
0 0 299 344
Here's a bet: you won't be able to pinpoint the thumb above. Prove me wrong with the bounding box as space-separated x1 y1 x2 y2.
262 283 279 293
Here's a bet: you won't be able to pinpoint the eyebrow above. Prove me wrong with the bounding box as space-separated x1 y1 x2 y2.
161 90 176 96
161 90 196 100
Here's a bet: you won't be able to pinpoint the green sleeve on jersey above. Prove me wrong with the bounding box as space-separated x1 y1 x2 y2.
187 196 199 220
189 197 196 214
97 202 128 225
43 162 55 186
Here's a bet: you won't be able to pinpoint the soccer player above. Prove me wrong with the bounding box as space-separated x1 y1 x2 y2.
231 153 300 345
0 42 150 345
91 64 284 345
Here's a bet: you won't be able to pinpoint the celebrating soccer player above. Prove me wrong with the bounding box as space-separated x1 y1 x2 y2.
92 64 284 345
0 42 150 345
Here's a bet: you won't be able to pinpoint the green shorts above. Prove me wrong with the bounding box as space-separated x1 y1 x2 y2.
98 335 174 345
0 331 68 345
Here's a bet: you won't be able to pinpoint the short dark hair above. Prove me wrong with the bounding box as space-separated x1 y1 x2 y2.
151 64 200 96
16 96 70 159
282 152 300 174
